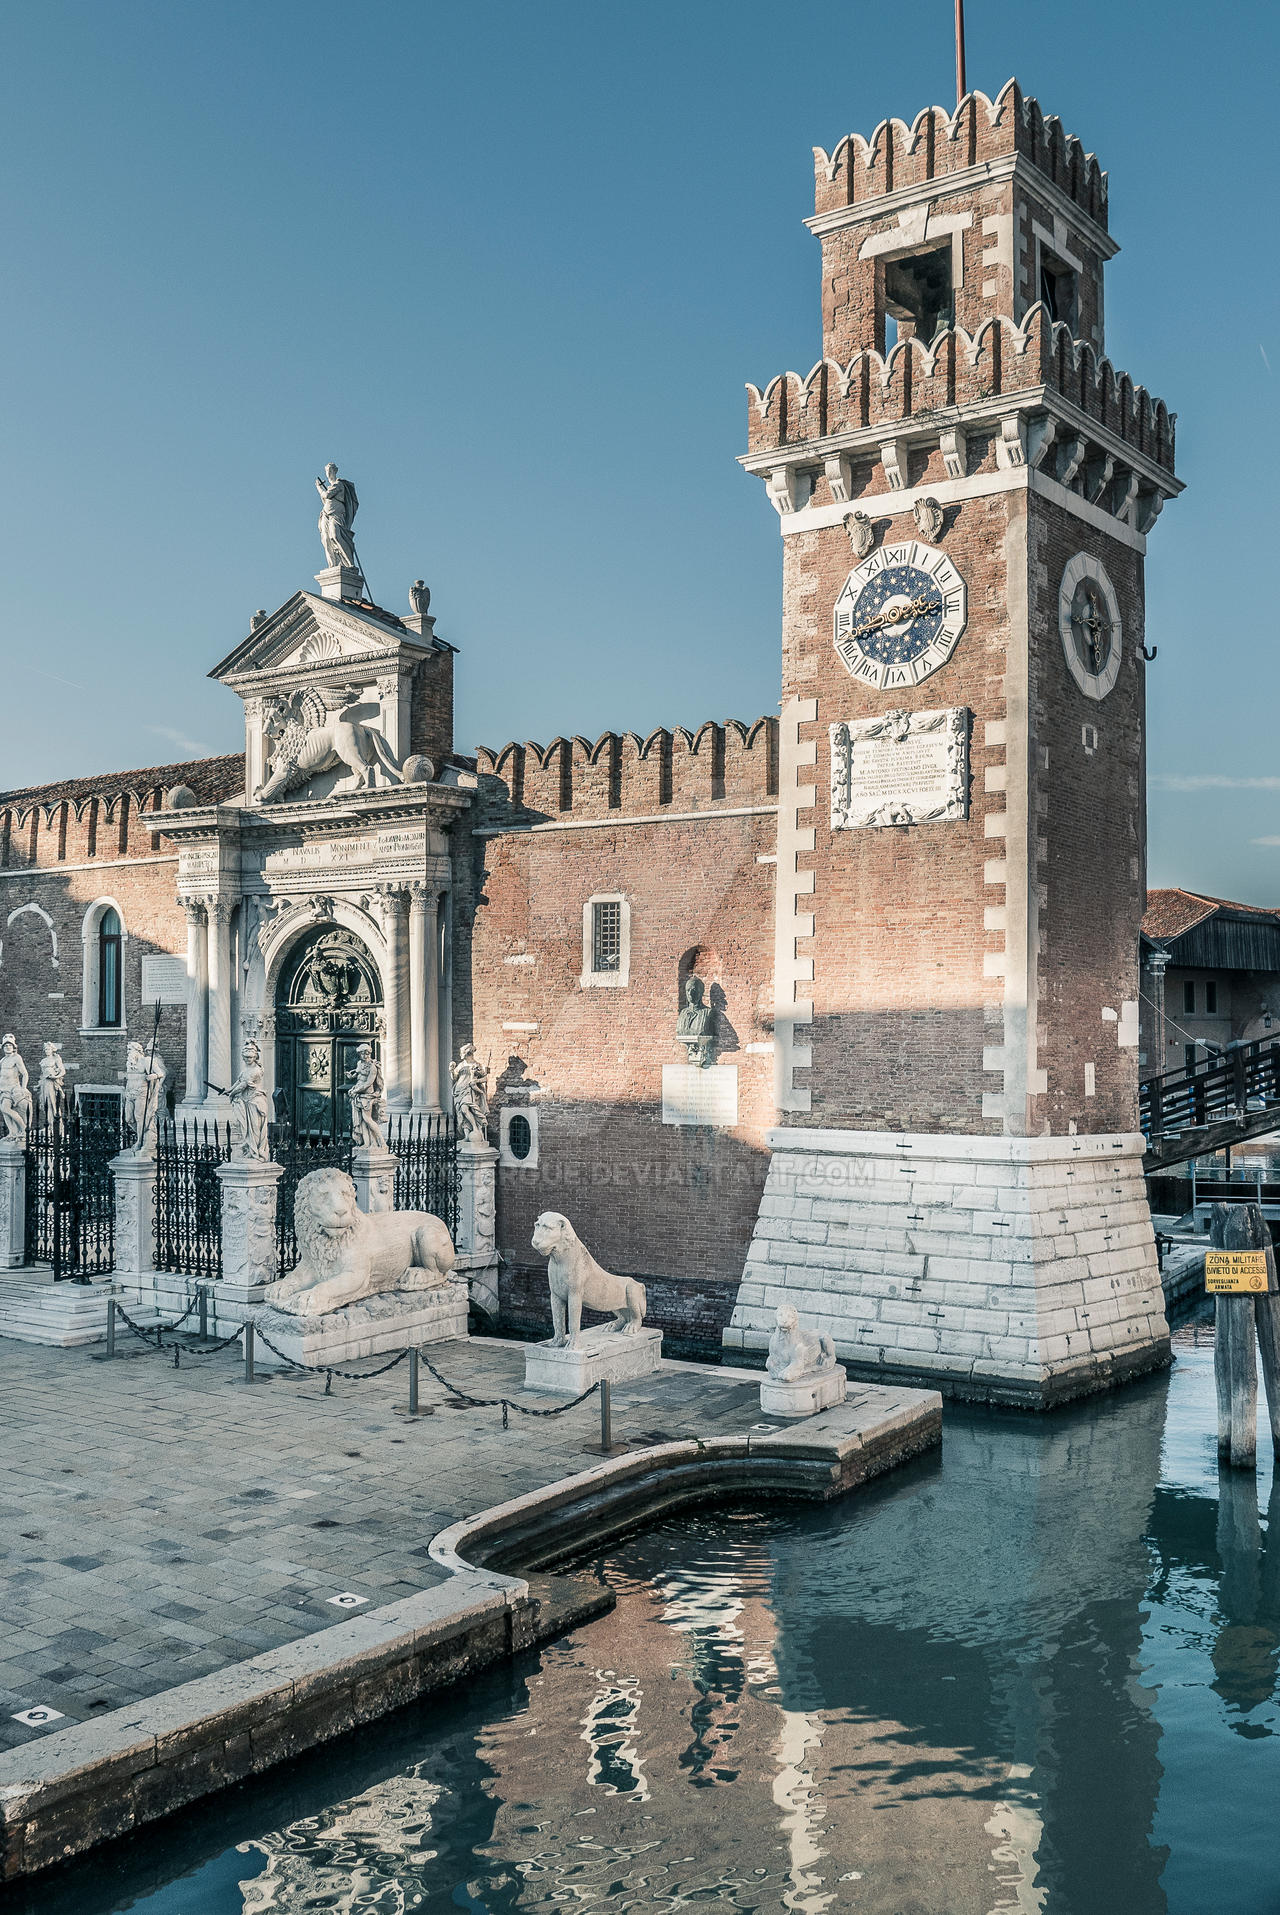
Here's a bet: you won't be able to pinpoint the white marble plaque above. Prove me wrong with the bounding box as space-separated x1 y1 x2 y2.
662 1064 739 1128
141 955 189 1004
830 707 969 829
259 827 426 881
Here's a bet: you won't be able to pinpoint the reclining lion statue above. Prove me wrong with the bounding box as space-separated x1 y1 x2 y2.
766 1303 838 1382
530 1211 646 1350
264 1167 455 1318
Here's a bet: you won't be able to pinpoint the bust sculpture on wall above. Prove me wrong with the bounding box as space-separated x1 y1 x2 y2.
676 975 717 1068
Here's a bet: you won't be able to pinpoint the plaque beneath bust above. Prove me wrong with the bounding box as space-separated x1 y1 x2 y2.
830 707 970 830
141 954 189 1004
662 1064 739 1128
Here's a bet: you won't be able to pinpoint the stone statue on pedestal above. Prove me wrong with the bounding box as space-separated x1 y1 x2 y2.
0 1036 32 1145
124 1041 167 1157
451 1043 490 1143
37 1042 66 1126
676 975 717 1068
315 464 359 570
347 1043 387 1149
766 1303 839 1383
229 1039 271 1161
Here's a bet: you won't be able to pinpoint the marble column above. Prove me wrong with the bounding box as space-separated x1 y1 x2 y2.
409 883 443 1111
183 900 208 1110
111 1151 156 1277
381 887 409 1110
205 899 233 1109
1145 948 1170 1075
0 1141 25 1267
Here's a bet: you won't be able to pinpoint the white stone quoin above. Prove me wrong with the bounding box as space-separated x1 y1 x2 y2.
726 1128 1170 1407
524 1323 663 1395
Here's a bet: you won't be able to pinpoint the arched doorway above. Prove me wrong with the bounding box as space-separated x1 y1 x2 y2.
273 925 383 1138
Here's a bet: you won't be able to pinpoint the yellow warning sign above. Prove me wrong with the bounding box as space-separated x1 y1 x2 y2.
1205 1251 1270 1294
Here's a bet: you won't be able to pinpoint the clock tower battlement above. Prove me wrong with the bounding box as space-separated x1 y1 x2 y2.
726 82 1181 1407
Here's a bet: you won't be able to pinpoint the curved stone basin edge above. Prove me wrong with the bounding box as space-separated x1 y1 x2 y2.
0 1382 942 1884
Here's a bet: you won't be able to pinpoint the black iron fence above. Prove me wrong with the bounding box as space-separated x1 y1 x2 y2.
154 1117 233 1278
1140 1038 1280 1141
271 1123 354 1273
389 1111 459 1241
24 1100 121 1279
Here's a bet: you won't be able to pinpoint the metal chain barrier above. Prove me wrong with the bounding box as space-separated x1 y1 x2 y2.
103 1297 613 1438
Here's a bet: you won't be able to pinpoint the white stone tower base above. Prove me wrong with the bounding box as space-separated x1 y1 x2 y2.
726 1129 1171 1408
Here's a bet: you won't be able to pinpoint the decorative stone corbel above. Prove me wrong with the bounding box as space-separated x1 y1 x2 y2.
765 467 802 516
994 415 1026 471
1134 488 1165 535
1114 469 1141 525
1087 453 1116 505
1057 435 1089 488
1027 416 1060 471
879 438 910 490
939 426 967 482
823 453 853 504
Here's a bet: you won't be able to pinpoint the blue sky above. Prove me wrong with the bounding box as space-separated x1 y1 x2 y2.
2 1 1278 898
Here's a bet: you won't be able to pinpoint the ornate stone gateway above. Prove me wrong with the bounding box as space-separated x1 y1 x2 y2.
274 927 383 1139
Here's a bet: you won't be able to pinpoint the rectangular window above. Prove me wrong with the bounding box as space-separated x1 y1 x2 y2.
1183 980 1196 1016
592 900 622 974
1205 980 1218 1015
99 932 121 1026
1039 250 1078 331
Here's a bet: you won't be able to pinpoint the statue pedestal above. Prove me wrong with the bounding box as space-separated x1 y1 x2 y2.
351 1146 398 1215
0 1141 25 1267
524 1324 663 1396
457 1140 500 1320
760 1366 848 1419
249 1283 468 1370
215 1157 284 1301
315 564 363 603
110 1152 157 1278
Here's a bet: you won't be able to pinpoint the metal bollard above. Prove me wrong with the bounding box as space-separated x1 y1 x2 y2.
106 1298 116 1359
244 1319 255 1385
198 1285 208 1340
600 1378 612 1451
408 1348 419 1416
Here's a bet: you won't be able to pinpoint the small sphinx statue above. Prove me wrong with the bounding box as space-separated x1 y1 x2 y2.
676 975 717 1068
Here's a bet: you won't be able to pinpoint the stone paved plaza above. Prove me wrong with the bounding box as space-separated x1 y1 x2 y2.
0 1334 764 1753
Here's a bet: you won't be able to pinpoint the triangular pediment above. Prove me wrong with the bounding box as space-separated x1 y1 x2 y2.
209 592 428 688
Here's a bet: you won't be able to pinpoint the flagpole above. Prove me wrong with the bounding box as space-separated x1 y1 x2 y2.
955 0 967 104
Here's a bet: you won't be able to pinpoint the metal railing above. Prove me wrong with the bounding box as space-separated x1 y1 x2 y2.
1139 1038 1280 1142
388 1111 459 1239
154 1117 233 1278
270 1122 354 1273
24 1100 121 1279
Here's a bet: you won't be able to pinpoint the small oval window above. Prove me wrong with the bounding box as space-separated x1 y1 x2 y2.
508 1113 532 1162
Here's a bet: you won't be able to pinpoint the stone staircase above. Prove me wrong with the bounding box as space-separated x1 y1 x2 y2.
0 1274 116 1347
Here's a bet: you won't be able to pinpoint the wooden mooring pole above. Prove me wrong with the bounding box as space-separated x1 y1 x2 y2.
1210 1201 1280 1468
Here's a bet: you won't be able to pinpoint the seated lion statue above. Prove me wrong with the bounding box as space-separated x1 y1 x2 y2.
766 1303 838 1382
530 1211 646 1350
264 1167 455 1318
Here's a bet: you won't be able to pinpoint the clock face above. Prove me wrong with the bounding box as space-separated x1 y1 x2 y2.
833 540 967 690
1058 553 1122 700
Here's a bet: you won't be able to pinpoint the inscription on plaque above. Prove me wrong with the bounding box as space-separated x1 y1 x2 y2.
662 1064 739 1128
179 846 219 876
141 955 189 1005
259 827 427 880
830 707 970 829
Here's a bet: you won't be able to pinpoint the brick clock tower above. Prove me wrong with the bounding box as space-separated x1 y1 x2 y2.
726 81 1182 1405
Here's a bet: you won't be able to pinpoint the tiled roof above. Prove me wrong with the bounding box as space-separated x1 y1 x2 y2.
0 753 245 812
1143 887 1280 942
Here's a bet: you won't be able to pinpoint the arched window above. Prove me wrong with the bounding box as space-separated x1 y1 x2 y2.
98 909 122 1027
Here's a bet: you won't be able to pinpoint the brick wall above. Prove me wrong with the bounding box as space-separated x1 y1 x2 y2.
466 720 779 1288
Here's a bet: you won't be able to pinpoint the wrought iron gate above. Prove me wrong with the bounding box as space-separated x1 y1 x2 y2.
24 1099 122 1280
154 1118 232 1279
271 1122 354 1274
389 1112 458 1241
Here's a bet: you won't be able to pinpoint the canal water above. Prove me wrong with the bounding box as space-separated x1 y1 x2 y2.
15 1317 1280 1915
